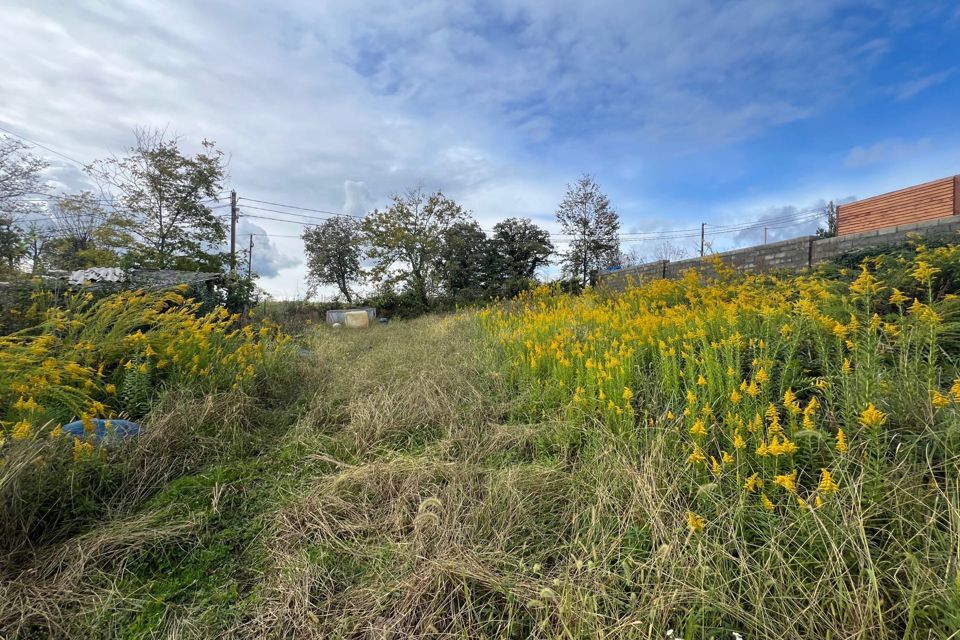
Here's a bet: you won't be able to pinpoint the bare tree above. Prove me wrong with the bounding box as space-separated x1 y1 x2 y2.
0 135 50 271
0 135 49 213
45 192 133 270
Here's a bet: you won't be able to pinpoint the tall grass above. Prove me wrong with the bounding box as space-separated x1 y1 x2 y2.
4 244 960 638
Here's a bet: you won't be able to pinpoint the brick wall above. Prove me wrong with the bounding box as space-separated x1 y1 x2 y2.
601 215 960 291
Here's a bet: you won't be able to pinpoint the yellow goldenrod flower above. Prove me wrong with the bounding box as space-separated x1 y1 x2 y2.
818 468 839 494
12 420 32 440
760 493 775 511
622 387 633 401
836 428 848 454
710 456 722 475
732 430 746 450
858 403 887 430
686 511 705 534
744 473 764 493
696 374 707 387
72 437 94 461
889 288 908 306
911 260 940 283
932 391 951 408
690 419 708 437
773 470 797 493
730 389 742 405
687 444 706 465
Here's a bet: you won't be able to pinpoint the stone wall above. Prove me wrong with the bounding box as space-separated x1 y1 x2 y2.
601 214 960 290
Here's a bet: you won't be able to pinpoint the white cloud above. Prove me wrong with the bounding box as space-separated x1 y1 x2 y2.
894 69 955 101
0 0 940 296
845 138 933 168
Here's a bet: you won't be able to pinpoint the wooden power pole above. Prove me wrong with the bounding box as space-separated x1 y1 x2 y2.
700 223 705 257
247 234 254 277
229 190 238 272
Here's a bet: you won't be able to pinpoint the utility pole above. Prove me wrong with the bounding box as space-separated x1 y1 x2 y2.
764 227 768 244
229 190 238 272
247 234 254 277
700 223 705 257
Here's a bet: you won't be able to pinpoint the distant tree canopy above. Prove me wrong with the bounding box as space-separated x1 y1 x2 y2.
362 188 468 310
436 220 489 304
89 127 227 271
556 174 620 287
44 192 133 271
302 216 364 304
0 135 49 273
487 217 553 298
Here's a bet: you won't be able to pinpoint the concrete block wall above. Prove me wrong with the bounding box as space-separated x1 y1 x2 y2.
601 215 960 290
811 216 960 264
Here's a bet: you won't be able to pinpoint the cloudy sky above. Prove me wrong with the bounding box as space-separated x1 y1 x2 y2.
2 1 959 297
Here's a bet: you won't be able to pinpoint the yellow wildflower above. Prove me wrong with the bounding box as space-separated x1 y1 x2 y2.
744 473 764 493
622 387 633 401
836 428 848 454
760 493 775 511
686 511 705 534
12 420 32 440
732 430 745 450
911 260 940 283
773 470 797 493
690 419 708 437
687 444 706 465
818 468 839 494
951 379 960 403
858 403 887 430
72 437 94 461
932 391 951 408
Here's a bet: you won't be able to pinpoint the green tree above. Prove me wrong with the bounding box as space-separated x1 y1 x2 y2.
436 220 488 304
363 188 467 309
555 174 620 287
488 217 553 298
89 128 227 271
302 216 365 303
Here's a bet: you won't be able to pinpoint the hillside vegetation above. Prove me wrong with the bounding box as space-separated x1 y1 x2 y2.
1 241 960 638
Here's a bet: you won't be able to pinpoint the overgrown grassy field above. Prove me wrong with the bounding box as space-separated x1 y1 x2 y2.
2 241 960 638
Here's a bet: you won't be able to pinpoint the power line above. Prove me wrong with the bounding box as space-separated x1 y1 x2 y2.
239 204 345 223
237 197 363 218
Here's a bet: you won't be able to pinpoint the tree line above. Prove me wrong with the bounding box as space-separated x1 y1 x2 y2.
1 128 625 315
303 174 622 314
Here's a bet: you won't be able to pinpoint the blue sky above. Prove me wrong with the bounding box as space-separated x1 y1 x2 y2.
1 1 959 296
